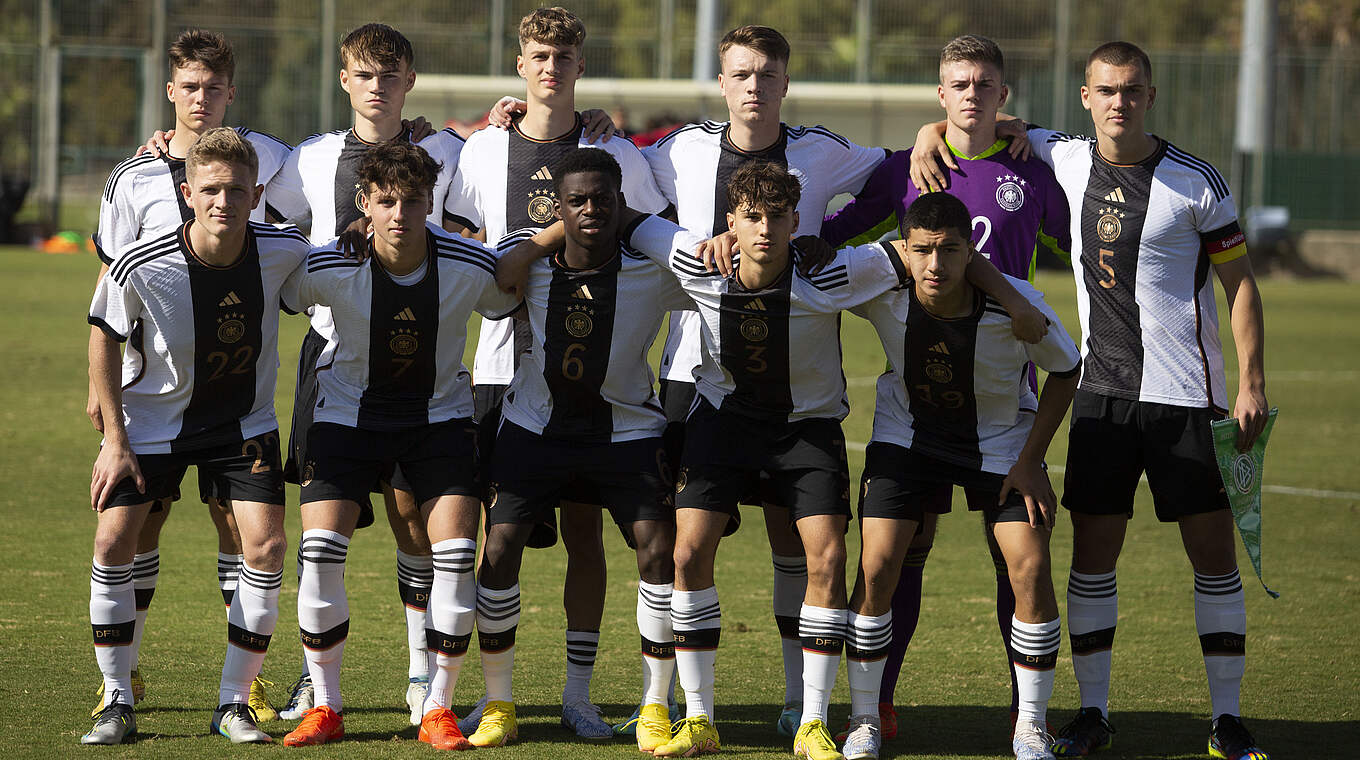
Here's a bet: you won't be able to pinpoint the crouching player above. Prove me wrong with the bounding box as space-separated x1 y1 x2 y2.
843 193 1080 760
278 142 521 748
472 148 688 751
85 128 310 744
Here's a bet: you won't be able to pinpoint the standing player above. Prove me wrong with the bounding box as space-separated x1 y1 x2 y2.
84 129 308 745
641 26 890 735
820 34 1070 738
443 6 672 739
843 192 1081 760
263 23 467 724
912 41 1270 760
87 29 292 720
278 142 521 748
468 149 686 751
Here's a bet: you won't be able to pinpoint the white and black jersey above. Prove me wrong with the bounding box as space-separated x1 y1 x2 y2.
95 127 293 265
855 275 1081 474
279 225 520 431
625 214 908 423
444 115 672 386
88 221 311 454
643 121 889 383
1029 128 1247 410
501 235 691 443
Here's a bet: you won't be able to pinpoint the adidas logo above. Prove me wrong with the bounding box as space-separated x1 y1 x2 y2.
394 307 416 321
571 284 593 300
747 298 766 311
1103 187 1126 203
218 291 242 307
929 341 950 355
531 165 552 181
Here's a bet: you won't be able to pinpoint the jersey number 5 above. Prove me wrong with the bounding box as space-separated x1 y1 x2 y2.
1097 248 1117 289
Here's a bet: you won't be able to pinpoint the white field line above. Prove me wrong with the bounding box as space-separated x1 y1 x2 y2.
848 369 1360 387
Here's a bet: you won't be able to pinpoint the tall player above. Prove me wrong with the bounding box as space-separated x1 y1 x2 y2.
263 23 467 725
87 29 292 720
844 192 1081 760
84 129 309 745
442 6 672 739
278 142 521 748
912 41 1270 760
820 34 1070 739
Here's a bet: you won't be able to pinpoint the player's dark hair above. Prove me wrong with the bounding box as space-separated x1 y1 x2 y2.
186 127 258 183
901 192 972 241
940 34 1004 79
168 29 235 83
357 141 441 197
1086 41 1152 83
340 23 414 70
551 148 622 195
726 161 801 216
519 6 587 49
719 25 790 69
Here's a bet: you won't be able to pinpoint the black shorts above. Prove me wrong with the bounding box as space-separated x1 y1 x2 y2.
475 385 564 549
662 380 778 512
1062 389 1229 522
675 397 850 531
300 420 481 528
485 422 674 531
107 431 286 509
858 442 1028 524
284 327 328 484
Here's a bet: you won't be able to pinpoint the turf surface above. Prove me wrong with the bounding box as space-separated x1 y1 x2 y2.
1 248 1356 758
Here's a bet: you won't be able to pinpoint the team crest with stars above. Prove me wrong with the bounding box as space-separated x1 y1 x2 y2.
527 189 556 224
995 174 1028 212
216 313 246 343
1097 206 1125 243
389 327 419 355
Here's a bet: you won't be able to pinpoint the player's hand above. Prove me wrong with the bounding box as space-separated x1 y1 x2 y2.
580 109 618 143
793 235 836 275
1009 301 1048 344
488 96 527 129
405 116 436 142
91 440 142 512
999 118 1032 161
910 122 956 193
86 389 104 433
495 238 546 297
338 216 372 260
1232 386 1269 451
696 231 737 277
135 130 174 158
999 457 1056 529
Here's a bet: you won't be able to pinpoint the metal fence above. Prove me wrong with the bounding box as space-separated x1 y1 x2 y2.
4 0 1356 235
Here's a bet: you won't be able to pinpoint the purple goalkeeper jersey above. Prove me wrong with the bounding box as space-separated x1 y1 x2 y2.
821 139 1071 281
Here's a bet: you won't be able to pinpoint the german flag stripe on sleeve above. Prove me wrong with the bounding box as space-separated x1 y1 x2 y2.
1203 221 1247 264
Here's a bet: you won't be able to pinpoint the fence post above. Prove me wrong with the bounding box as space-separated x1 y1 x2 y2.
489 0 505 76
320 0 335 132
139 0 167 145
35 0 60 232
1052 0 1072 130
855 0 872 83
1233 0 1275 210
659 0 674 79
693 0 717 82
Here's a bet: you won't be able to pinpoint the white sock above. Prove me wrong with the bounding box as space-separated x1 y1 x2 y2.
218 551 243 614
772 554 807 704
424 539 476 713
1194 570 1246 718
476 583 520 703
1067 570 1117 715
671 586 720 720
563 630 599 704
295 545 309 678
799 604 847 725
637 581 675 707
1010 616 1061 726
397 550 434 681
219 563 282 705
298 530 350 712
847 610 892 717
130 550 158 671
90 560 136 704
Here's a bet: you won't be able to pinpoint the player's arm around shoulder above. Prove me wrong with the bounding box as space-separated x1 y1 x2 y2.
821 238 912 311
965 253 1047 342
448 232 522 321
621 211 710 283
281 242 348 312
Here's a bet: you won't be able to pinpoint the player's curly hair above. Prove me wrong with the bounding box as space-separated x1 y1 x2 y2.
551 148 621 195
168 29 235 83
518 7 586 49
726 161 801 216
357 142 442 198
940 34 1004 79
901 192 972 241
719 25 790 69
186 127 258 183
340 23 414 70
1086 41 1152 83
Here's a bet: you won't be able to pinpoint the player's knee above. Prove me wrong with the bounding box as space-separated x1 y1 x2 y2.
246 532 287 571
805 542 848 589
92 525 136 565
1005 550 1050 589
635 538 675 584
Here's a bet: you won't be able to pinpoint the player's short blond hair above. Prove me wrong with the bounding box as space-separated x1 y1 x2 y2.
719 25 790 69
186 127 258 184
1086 41 1152 83
518 7 586 50
168 29 235 83
939 34 1004 81
727 161 801 216
340 23 414 70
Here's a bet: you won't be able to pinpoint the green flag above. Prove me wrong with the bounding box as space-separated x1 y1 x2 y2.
1210 408 1280 598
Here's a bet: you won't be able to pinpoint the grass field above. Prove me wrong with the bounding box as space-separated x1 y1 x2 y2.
1 248 1357 759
